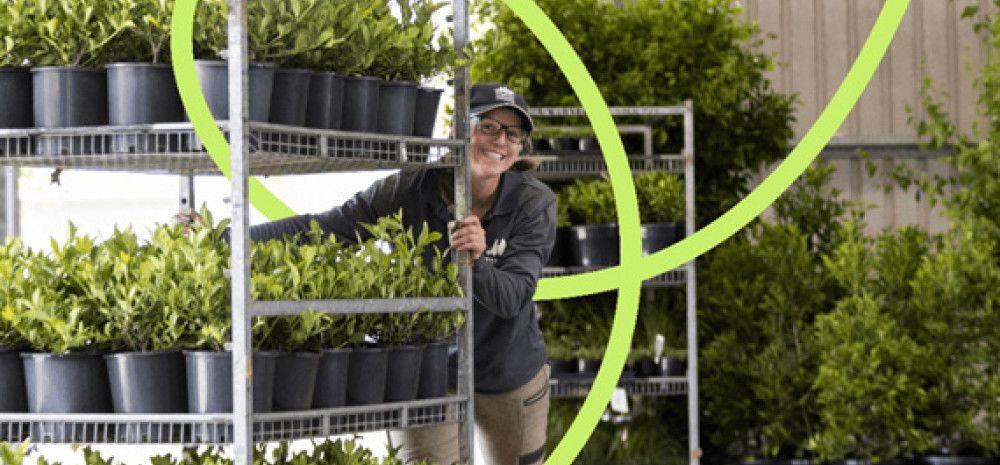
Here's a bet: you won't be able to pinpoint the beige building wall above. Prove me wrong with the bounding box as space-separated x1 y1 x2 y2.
742 0 994 234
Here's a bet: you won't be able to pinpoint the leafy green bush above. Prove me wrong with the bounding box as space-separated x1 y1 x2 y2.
110 0 176 63
0 238 33 347
24 0 135 66
0 0 36 66
1 226 109 353
556 171 685 226
471 0 794 226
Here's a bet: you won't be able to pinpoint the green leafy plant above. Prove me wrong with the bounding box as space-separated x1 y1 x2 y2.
634 171 685 224
0 441 31 465
1 226 109 353
112 0 176 63
556 171 685 226
27 0 136 67
0 237 33 348
0 0 37 66
192 0 347 65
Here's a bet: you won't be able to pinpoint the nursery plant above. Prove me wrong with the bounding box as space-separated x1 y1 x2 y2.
114 0 176 63
192 0 346 64
27 0 135 67
1 226 109 353
0 0 36 66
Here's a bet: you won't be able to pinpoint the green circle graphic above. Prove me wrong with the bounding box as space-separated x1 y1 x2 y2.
170 1 911 463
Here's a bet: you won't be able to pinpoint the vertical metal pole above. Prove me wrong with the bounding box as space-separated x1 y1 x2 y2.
683 100 700 465
227 1 253 465
4 167 19 238
179 174 195 212
453 0 475 463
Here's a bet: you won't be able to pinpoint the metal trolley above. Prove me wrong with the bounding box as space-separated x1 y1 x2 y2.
0 0 477 463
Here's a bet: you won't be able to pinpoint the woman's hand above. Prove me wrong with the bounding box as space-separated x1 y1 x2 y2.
449 215 487 262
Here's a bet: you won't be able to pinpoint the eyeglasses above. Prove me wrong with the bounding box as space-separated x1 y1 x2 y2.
476 116 527 144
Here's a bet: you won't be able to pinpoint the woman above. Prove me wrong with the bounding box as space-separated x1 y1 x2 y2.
244 83 556 465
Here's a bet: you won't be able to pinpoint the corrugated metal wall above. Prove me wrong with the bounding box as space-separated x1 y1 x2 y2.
741 0 994 234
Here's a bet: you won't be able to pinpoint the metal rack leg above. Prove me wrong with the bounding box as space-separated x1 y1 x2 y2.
4 166 18 238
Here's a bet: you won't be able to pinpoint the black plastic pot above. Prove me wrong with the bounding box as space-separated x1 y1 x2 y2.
579 136 600 153
106 63 185 153
548 359 578 377
313 348 351 408
377 80 417 136
413 86 443 137
567 223 619 267
106 63 184 124
577 358 601 374
0 348 27 412
531 138 551 153
660 356 687 376
549 137 580 152
105 350 187 413
269 68 312 126
273 351 320 411
341 76 381 132
0 67 33 128
305 71 345 130
417 342 449 399
385 345 424 402
633 357 658 377
641 222 684 255
32 66 108 128
23 352 113 442
545 227 570 267
191 60 276 122
183 350 278 414
32 67 110 156
346 346 387 405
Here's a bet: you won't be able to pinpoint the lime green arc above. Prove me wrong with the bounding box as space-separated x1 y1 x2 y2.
534 0 912 302
169 0 911 463
169 0 295 220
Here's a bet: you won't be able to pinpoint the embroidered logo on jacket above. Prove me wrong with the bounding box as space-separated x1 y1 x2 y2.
482 238 507 264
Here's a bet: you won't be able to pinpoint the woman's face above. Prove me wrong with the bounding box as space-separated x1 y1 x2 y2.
470 107 523 179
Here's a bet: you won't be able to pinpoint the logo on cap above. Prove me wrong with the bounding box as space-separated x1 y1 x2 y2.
494 86 516 103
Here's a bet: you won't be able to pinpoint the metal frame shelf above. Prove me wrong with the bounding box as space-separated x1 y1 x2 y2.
530 102 700 464
549 376 688 399
0 396 466 445
0 0 477 462
532 154 684 182
0 122 465 176
542 266 686 288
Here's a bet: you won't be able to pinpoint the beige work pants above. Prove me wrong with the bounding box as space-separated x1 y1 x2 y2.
388 365 551 465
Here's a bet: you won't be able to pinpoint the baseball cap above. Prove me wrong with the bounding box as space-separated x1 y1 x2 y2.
469 83 534 133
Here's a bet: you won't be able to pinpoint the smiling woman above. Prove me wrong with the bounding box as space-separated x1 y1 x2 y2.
228 83 557 465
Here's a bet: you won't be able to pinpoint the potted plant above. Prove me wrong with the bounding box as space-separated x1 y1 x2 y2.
333 3 396 133
413 310 464 399
255 311 327 412
78 225 189 442
3 227 114 441
557 177 618 266
254 0 347 127
104 0 188 154
27 0 133 155
0 0 34 129
635 170 686 254
0 238 31 415
190 0 274 122
303 0 376 130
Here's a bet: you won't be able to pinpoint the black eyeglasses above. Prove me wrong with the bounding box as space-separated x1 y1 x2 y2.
476 116 527 144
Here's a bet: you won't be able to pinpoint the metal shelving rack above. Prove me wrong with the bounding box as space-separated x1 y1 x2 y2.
529 104 700 464
0 0 476 463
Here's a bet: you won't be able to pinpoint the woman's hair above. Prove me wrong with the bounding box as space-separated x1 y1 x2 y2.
510 157 541 172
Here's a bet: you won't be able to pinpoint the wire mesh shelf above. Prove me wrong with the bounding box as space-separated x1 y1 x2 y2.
542 266 685 287
549 376 687 398
528 106 688 117
0 396 466 445
0 123 465 176
531 154 684 181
